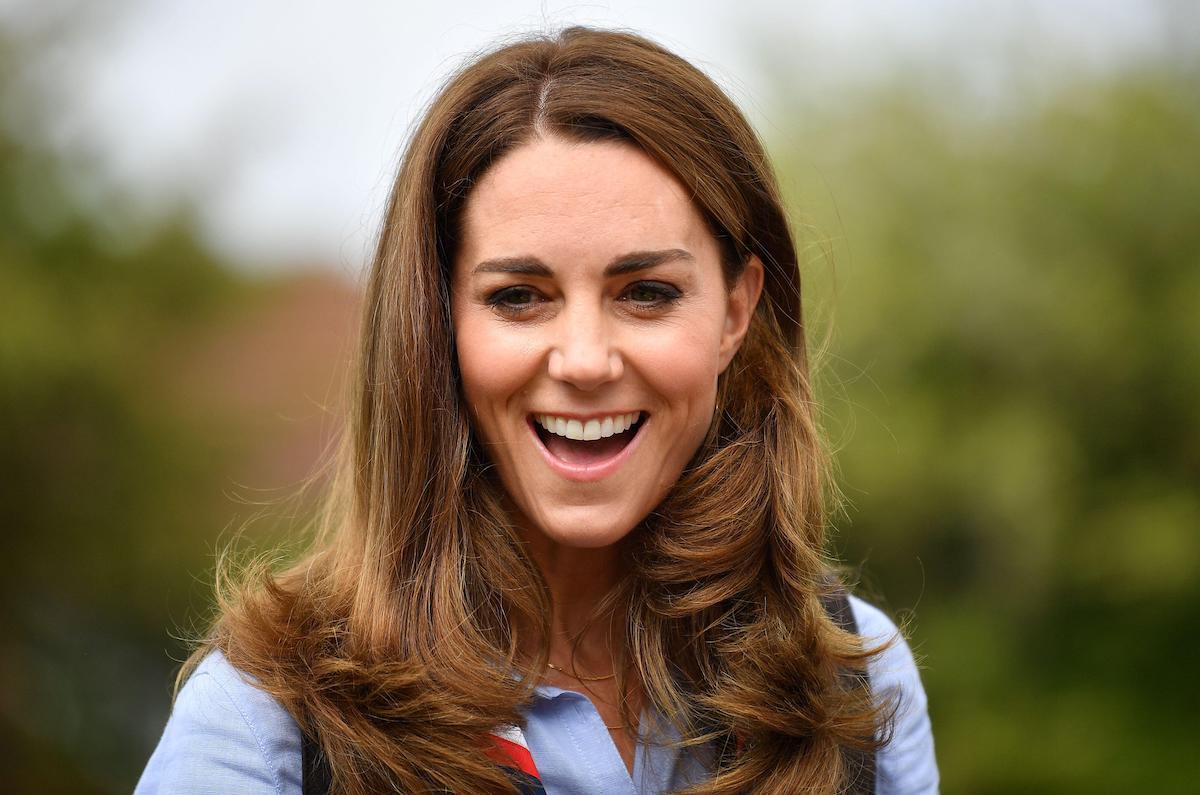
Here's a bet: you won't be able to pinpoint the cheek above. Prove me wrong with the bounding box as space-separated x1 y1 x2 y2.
454 312 532 438
644 345 718 399
635 316 725 414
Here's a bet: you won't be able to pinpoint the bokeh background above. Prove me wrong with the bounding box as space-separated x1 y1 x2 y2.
2 1 1197 791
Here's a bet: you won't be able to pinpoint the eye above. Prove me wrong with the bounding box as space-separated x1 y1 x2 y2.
621 280 683 308
486 285 543 316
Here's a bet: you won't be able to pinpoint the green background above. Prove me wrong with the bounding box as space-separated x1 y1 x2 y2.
2 8 1197 793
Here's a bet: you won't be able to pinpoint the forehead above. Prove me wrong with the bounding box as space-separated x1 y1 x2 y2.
456 136 717 265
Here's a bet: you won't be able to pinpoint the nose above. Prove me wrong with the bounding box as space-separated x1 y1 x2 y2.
547 306 623 391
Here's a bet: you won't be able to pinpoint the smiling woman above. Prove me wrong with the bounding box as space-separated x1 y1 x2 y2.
137 26 936 795
452 138 761 551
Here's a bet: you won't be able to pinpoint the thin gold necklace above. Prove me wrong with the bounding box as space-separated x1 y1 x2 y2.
544 660 635 731
545 660 617 682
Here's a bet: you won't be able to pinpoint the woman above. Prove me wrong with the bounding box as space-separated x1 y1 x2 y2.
138 26 936 794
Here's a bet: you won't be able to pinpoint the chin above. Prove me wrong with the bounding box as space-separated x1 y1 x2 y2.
525 505 641 550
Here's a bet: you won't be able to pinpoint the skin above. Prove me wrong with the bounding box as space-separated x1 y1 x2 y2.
451 135 762 773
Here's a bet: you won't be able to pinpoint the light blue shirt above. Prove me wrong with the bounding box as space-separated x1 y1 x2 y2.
136 596 938 793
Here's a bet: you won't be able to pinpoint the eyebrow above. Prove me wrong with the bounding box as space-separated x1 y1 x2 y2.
472 248 694 277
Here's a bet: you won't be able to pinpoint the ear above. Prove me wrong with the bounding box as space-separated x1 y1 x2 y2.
718 255 765 372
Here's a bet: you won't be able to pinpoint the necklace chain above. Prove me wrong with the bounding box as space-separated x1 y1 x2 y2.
543 660 634 731
545 660 617 682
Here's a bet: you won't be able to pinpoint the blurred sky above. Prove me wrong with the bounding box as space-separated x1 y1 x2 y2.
1 0 1175 271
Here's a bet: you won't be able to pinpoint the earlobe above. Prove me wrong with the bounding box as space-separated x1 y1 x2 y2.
719 255 765 372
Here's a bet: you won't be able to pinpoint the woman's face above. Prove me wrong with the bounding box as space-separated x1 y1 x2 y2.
451 135 761 550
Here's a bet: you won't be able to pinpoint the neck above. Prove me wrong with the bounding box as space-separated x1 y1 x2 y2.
517 525 645 744
521 531 627 672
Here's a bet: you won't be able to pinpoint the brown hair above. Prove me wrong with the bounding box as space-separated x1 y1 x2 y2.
186 26 888 793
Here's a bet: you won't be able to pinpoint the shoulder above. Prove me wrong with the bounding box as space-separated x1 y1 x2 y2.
848 595 940 795
135 650 302 795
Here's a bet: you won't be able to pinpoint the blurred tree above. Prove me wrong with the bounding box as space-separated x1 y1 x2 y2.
771 37 1200 794
0 12 351 793
4 3 1198 792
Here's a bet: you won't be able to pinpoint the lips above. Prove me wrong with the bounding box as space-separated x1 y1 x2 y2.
529 413 646 480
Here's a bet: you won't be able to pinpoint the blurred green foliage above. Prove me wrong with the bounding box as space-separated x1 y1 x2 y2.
0 21 263 794
2 10 1198 794
776 55 1200 792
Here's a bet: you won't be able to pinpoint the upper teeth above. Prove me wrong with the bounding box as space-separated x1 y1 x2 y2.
536 412 641 441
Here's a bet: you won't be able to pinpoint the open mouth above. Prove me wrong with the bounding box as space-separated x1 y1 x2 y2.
530 411 646 468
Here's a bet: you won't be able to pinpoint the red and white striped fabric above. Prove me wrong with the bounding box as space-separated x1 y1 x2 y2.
486 725 545 793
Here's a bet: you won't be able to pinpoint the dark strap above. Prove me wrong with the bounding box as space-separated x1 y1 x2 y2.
820 586 877 795
820 585 859 635
300 730 331 795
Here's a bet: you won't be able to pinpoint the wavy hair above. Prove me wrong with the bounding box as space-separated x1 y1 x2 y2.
183 26 889 794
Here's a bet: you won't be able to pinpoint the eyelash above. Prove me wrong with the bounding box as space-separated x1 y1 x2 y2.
486 281 683 317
